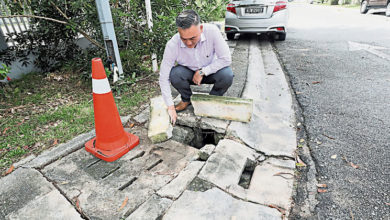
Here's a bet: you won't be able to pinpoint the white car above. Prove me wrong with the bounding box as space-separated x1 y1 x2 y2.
225 0 289 41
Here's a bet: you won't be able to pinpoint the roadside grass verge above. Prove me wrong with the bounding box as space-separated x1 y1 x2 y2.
0 71 159 174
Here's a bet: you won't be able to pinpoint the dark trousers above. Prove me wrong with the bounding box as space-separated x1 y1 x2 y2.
169 65 234 102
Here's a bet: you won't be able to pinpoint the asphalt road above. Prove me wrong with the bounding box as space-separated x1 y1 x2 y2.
273 2 390 219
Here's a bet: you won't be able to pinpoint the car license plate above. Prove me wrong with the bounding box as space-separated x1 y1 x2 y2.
245 7 264 14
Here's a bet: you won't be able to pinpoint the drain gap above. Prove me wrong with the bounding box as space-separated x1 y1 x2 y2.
119 177 138 191
238 159 256 189
130 151 145 161
189 128 221 149
146 159 163 171
86 159 101 168
101 166 120 179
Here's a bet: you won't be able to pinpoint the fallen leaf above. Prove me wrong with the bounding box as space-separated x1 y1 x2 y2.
2 127 10 135
318 188 328 193
296 155 307 167
75 198 81 212
118 196 129 211
299 139 305 143
268 204 286 215
17 120 25 126
331 155 337 159
350 162 359 169
296 91 303 94
322 134 335 140
51 139 59 146
273 172 294 179
5 165 14 175
23 145 29 150
312 81 321 84
317 141 322 145
316 183 327 188
130 123 135 128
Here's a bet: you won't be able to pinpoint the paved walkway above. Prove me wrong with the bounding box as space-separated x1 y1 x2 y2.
0 36 297 220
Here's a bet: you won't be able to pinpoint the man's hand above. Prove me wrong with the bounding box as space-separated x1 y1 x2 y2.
192 70 203 85
167 105 177 125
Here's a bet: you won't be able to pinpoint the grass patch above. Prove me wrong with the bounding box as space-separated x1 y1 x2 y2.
0 71 159 173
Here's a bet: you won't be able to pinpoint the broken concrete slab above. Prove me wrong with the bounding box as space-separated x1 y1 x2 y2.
247 163 294 212
198 139 256 190
176 110 199 128
126 194 172 220
198 144 216 161
200 117 229 134
23 130 95 169
172 126 195 145
0 168 81 220
191 93 253 122
7 190 82 220
227 110 296 158
162 188 281 220
41 127 198 219
157 161 204 199
148 96 173 143
134 106 150 124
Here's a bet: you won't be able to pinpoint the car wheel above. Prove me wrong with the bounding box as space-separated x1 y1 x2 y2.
276 33 286 41
360 0 368 14
226 33 235 40
386 2 390 17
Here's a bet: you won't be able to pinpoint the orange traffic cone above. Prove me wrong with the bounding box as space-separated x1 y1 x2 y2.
85 58 139 162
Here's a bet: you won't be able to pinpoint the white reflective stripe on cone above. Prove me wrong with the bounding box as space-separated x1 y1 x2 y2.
92 78 111 94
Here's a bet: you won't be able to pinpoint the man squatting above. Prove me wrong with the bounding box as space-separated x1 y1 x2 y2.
159 9 234 125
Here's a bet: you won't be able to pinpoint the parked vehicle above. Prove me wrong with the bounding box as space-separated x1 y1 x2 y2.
360 0 390 17
224 0 289 41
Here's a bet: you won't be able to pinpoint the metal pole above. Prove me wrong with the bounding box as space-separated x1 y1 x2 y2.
145 0 158 72
95 0 124 79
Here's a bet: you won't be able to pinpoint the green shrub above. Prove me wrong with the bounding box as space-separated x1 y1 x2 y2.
1 0 228 78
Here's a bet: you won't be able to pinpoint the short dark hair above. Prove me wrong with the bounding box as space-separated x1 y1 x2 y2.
176 10 200 29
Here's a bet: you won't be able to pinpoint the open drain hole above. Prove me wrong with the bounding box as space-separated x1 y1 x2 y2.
238 159 256 189
188 128 222 149
119 177 138 191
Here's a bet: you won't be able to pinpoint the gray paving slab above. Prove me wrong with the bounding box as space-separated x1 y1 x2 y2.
23 130 95 169
7 190 82 220
126 194 172 220
41 127 198 219
198 139 256 189
162 188 282 220
247 163 294 212
157 161 204 199
198 144 216 161
199 117 229 134
0 168 80 220
133 106 150 125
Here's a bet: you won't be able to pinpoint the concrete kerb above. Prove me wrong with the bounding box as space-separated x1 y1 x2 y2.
22 115 131 169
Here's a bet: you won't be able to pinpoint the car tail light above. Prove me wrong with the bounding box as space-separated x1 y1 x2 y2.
276 27 284 31
226 27 232 31
227 4 236 14
273 1 287 13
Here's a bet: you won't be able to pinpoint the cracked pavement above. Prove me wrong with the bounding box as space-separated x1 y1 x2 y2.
0 35 298 220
